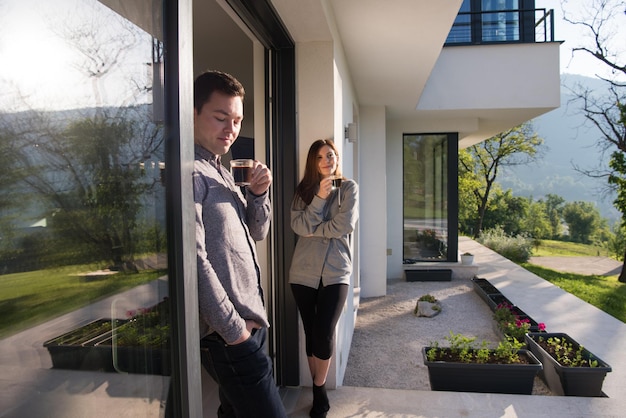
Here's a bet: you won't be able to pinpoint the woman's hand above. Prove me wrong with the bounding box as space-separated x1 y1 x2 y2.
317 177 333 199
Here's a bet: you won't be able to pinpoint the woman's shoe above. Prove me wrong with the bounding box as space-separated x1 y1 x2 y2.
310 383 330 418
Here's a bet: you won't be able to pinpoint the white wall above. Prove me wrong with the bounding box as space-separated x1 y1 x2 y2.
358 106 388 297
386 120 404 280
294 38 360 388
419 43 560 111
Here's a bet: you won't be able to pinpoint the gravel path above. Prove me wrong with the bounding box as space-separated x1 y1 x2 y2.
342 278 551 395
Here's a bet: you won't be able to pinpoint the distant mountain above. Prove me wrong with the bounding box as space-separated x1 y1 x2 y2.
500 74 621 224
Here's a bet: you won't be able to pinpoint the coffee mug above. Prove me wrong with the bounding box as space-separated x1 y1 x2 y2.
230 159 254 186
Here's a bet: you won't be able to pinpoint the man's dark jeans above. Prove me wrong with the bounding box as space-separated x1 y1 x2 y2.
201 327 287 418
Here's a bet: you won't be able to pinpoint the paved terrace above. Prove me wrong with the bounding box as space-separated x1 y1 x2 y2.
1 241 624 417
285 236 626 417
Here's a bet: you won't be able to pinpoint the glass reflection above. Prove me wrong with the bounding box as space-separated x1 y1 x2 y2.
403 134 449 262
0 0 169 416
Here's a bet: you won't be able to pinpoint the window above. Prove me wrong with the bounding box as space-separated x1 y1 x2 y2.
446 0 544 44
403 134 450 262
0 0 170 415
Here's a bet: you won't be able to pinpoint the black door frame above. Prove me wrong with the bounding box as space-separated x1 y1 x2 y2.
224 0 299 386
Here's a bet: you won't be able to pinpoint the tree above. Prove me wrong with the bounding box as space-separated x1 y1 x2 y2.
11 109 163 268
1 4 163 270
562 201 603 244
562 0 626 280
607 221 626 260
482 189 529 236
538 194 565 239
522 199 552 240
458 149 482 235
459 123 544 238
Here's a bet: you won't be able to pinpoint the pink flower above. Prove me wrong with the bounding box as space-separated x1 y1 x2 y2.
514 318 529 328
496 302 514 311
538 323 546 331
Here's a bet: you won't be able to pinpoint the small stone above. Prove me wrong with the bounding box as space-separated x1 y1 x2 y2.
415 301 442 317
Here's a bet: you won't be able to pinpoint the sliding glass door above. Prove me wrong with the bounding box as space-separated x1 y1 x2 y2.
403 133 458 263
0 0 173 415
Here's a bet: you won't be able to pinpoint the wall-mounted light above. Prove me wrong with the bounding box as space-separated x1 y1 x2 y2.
344 122 357 143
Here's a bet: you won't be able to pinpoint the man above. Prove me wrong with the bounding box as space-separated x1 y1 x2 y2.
193 70 286 418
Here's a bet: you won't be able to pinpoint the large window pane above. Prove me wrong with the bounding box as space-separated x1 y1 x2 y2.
446 0 471 44
482 0 520 42
403 134 448 262
0 0 169 415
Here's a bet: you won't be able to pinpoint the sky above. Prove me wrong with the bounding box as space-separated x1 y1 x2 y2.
0 0 151 111
541 0 626 80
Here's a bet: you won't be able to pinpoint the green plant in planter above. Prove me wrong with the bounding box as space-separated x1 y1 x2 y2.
116 297 171 347
536 335 598 368
525 332 612 396
426 331 527 364
423 332 542 394
52 320 115 345
493 302 546 342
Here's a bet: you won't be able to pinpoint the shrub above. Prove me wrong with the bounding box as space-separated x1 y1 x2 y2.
477 226 533 262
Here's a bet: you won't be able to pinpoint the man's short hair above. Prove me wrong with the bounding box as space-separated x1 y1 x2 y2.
194 70 245 113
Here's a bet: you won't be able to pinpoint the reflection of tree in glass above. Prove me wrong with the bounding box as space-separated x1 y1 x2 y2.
13 108 163 270
53 1 149 110
0 119 28 266
1 1 164 272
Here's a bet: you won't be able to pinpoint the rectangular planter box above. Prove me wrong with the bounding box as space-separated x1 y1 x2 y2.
472 277 501 306
525 332 611 397
405 269 452 282
486 293 514 311
422 347 542 395
472 277 500 295
44 318 171 376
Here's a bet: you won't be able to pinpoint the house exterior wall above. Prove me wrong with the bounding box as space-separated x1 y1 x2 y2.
359 106 389 298
294 38 361 386
384 41 560 281
292 5 561 384
419 43 561 112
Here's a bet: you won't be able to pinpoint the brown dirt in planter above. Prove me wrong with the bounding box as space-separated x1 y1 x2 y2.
426 348 536 364
343 278 553 395
531 335 597 368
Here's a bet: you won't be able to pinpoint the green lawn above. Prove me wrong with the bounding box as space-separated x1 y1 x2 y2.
523 239 625 323
0 264 166 339
532 239 611 257
520 263 625 323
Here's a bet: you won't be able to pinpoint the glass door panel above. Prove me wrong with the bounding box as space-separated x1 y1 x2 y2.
0 0 170 415
403 134 449 262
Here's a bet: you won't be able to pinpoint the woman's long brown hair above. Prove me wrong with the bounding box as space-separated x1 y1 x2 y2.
294 139 342 205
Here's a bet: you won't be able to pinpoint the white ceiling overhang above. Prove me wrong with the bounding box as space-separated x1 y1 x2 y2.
272 0 464 119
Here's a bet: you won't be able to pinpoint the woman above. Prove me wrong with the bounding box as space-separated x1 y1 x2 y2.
289 139 359 418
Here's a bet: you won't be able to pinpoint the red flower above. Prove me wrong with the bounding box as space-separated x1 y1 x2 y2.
514 318 529 328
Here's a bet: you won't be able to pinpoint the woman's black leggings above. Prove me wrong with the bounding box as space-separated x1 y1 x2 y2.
291 282 349 360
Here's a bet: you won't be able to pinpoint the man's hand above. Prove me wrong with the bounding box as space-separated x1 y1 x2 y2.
247 161 272 196
229 319 261 345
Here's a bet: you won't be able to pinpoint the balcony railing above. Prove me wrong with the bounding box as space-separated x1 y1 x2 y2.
445 8 555 45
